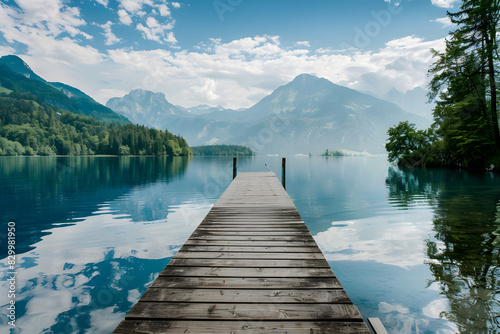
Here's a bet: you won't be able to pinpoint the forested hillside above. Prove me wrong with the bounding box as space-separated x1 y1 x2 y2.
0 55 130 125
0 92 191 156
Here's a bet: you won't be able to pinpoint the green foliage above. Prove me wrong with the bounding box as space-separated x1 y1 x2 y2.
388 0 500 171
0 93 192 156
322 149 344 157
191 144 254 156
0 60 129 125
386 121 434 166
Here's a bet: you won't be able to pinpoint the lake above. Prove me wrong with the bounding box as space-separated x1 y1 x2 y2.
0 156 499 333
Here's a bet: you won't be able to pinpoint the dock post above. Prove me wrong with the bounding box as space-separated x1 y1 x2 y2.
233 157 237 179
282 157 286 190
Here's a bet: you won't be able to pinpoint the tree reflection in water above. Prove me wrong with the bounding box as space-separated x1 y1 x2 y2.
386 166 500 333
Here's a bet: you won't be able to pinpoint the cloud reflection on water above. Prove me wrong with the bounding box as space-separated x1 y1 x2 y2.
314 209 435 268
0 200 211 333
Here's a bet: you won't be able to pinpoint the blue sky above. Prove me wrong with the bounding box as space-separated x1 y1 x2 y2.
0 0 459 108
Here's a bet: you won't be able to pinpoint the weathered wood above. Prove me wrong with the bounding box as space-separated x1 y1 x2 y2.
114 172 370 333
114 320 372 334
126 302 363 320
173 251 326 260
140 288 351 303
167 258 330 268
196 226 310 231
191 231 311 236
160 266 335 278
188 235 315 241
178 245 322 253
150 277 344 289
368 318 389 334
183 239 318 247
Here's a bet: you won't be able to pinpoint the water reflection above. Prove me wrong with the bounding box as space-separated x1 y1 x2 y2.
387 166 500 333
0 186 211 333
0 156 191 256
0 156 205 333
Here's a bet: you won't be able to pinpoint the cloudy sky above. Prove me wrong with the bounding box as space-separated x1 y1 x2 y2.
0 0 457 108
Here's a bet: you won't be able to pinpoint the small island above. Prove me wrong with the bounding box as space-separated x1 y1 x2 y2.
322 149 344 157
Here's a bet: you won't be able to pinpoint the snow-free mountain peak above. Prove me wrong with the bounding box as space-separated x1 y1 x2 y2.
106 75 430 154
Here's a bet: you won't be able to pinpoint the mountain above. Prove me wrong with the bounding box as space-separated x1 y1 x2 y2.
383 86 434 120
187 104 226 115
106 89 184 128
107 74 431 154
0 55 129 125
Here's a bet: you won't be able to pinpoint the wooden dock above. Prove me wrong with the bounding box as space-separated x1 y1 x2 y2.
114 172 371 333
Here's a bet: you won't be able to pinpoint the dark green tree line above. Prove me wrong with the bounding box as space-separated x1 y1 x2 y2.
191 145 254 156
386 0 500 170
0 92 192 156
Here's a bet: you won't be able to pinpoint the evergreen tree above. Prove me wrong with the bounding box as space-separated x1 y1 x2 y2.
386 0 500 170
429 0 500 154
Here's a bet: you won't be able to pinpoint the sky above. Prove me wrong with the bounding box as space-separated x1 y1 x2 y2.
0 0 459 109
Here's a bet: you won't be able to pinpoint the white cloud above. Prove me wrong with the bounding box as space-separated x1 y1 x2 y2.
5 0 90 40
431 0 459 8
94 0 109 7
158 4 171 16
430 17 453 28
117 0 154 13
0 0 447 110
136 16 175 44
98 21 121 46
102 34 444 108
165 31 177 43
118 9 132 25
0 45 16 56
171 2 181 9
295 41 310 47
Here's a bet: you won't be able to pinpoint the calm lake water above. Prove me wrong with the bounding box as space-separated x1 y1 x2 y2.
0 156 499 333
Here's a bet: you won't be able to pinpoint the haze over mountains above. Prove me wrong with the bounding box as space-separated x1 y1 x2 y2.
107 74 430 154
0 54 431 154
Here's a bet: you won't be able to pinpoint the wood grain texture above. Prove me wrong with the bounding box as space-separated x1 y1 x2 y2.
114 320 371 334
113 172 370 333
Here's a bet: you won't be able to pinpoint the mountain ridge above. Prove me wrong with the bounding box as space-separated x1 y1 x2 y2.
0 55 130 125
107 74 430 154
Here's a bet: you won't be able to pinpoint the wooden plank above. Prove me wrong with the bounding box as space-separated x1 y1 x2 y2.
191 231 311 236
150 277 344 289
183 240 318 247
200 221 306 225
126 302 363 321
196 226 310 231
140 288 351 303
167 258 330 268
368 318 389 334
187 235 315 241
178 245 322 253
114 172 370 333
160 267 335 278
114 320 372 334
173 251 326 260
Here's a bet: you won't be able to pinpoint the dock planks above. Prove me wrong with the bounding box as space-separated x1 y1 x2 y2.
114 172 370 333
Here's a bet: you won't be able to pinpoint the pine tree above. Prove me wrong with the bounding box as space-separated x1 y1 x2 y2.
428 0 500 168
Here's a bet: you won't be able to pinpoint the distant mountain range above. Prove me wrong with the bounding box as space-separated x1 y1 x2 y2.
0 55 129 125
0 54 431 154
383 86 434 120
107 74 430 154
